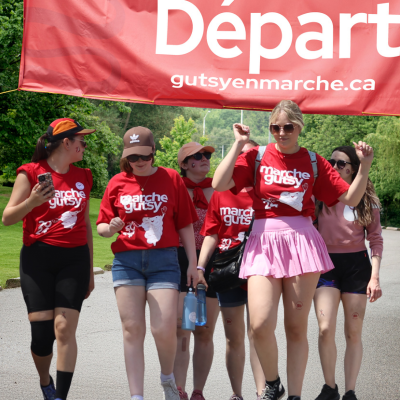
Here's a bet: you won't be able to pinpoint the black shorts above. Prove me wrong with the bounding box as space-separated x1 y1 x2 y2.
317 250 372 294
20 241 91 313
178 247 217 298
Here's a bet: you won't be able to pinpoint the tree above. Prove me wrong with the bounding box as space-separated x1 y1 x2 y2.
299 114 380 158
365 117 400 225
0 1 123 196
154 115 207 172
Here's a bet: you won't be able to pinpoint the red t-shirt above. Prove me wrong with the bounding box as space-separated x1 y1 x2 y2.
17 160 92 247
231 144 350 219
96 167 198 254
201 189 254 253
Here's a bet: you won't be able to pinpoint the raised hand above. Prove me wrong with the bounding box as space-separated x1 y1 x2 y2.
233 123 250 144
353 141 374 167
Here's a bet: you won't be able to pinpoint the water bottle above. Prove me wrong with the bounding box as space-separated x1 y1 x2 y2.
196 284 207 326
181 288 197 331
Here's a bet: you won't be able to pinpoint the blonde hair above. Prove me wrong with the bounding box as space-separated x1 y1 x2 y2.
270 100 304 130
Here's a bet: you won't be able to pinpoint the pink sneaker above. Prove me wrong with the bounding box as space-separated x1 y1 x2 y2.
190 390 206 400
177 386 189 400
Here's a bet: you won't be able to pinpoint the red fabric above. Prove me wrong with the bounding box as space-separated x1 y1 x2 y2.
17 160 92 247
97 168 198 253
19 0 400 116
318 202 383 257
201 189 254 253
231 144 350 219
182 177 212 209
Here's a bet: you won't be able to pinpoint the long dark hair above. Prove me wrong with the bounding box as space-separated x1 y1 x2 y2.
316 146 381 226
31 134 74 163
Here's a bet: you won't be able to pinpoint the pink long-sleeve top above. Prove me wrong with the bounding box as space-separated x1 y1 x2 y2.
317 202 383 258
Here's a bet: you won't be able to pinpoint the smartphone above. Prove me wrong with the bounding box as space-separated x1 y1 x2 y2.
38 172 53 188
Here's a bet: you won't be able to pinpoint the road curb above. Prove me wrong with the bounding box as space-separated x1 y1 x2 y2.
386 227 399 231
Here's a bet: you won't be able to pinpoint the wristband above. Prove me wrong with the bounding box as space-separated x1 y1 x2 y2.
197 266 205 272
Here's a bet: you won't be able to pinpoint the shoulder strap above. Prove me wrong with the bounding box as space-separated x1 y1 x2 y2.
254 146 266 186
308 150 318 185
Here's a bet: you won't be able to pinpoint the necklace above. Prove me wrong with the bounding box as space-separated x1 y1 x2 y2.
135 174 151 192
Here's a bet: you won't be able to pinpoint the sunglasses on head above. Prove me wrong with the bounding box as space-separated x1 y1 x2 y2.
127 154 153 163
269 123 295 134
328 159 352 169
191 152 212 160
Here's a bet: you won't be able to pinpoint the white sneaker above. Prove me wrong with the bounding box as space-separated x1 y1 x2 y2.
161 379 180 400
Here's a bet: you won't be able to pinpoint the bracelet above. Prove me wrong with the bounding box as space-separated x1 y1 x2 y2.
197 266 205 272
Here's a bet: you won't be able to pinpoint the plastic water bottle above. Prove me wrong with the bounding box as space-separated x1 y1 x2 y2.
181 288 197 331
196 284 207 326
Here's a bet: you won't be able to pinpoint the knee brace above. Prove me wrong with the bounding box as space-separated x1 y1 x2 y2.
30 319 56 357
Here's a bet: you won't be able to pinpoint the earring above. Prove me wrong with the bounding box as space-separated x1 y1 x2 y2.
192 163 195 167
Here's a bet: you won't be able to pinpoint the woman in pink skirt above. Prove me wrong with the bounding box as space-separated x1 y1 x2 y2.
212 100 374 400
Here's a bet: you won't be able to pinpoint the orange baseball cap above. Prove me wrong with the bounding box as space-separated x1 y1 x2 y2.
177 142 215 167
46 118 95 142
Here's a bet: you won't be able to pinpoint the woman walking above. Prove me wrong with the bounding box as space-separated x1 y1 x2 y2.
97 127 198 400
199 141 265 400
174 142 220 400
313 146 383 400
212 100 374 400
2 118 95 400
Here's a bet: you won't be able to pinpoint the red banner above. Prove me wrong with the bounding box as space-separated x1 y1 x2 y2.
19 0 400 116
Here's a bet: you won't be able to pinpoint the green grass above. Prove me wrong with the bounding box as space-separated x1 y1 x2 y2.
0 188 115 288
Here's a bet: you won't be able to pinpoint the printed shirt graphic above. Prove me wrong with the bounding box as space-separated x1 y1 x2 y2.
96 167 198 253
231 144 350 219
201 189 254 253
17 160 92 247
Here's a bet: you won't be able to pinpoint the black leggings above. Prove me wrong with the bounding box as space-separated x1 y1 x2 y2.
20 241 90 313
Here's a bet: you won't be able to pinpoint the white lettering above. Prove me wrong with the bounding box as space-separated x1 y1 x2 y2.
249 13 293 74
368 3 400 57
339 13 367 58
156 0 204 56
207 13 246 58
296 13 333 59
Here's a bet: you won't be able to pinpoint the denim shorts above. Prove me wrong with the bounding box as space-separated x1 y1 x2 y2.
112 247 180 291
217 286 248 308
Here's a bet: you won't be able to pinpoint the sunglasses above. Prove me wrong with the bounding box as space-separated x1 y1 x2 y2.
269 123 295 134
328 159 352 169
127 154 153 163
75 139 87 148
191 152 212 160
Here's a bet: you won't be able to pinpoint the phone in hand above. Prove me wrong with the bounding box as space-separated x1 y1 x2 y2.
38 172 54 189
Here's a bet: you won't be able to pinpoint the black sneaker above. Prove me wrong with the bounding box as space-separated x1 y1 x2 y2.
342 390 357 400
315 384 340 400
40 375 56 400
260 378 285 400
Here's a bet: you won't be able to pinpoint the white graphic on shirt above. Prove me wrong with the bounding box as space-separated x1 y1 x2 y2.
121 207 168 245
262 198 278 209
343 205 358 222
122 221 141 238
220 207 253 226
49 188 86 209
237 231 246 242
141 206 167 246
35 205 85 235
260 166 311 189
220 238 232 251
59 205 85 229
130 134 140 143
120 193 168 213
76 182 84 190
278 183 308 212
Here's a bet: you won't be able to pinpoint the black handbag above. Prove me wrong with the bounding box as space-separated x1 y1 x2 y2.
208 215 255 293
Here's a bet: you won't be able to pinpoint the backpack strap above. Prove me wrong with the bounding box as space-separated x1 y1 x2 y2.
254 146 266 186
308 150 318 185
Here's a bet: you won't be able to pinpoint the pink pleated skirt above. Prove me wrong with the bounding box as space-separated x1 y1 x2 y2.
240 216 334 279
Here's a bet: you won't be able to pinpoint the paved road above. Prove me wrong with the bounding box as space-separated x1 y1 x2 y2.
1 230 399 400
